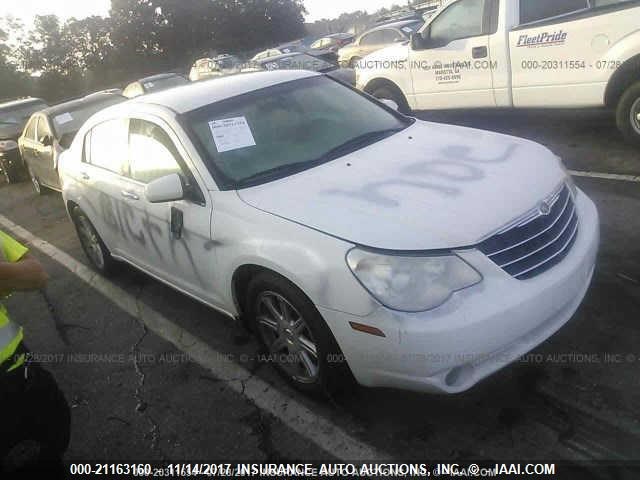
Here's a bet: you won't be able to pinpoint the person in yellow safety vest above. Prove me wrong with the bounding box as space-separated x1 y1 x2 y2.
0 229 70 475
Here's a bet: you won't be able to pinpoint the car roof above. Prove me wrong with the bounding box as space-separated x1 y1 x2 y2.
42 93 125 117
324 33 353 39
0 97 47 110
255 52 320 64
130 70 318 114
136 73 185 83
367 19 423 32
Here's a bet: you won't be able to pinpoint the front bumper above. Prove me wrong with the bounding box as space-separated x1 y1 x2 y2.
320 190 599 394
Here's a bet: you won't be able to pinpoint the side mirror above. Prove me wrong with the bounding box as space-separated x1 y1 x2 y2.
410 30 429 50
380 99 399 111
41 135 53 147
144 173 184 203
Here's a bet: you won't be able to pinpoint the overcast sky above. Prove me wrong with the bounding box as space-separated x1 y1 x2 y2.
0 0 403 23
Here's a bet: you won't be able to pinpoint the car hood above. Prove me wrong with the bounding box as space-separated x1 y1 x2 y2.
0 123 22 141
237 121 566 251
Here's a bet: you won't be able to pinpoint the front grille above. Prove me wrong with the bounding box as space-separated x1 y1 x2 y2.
478 184 579 280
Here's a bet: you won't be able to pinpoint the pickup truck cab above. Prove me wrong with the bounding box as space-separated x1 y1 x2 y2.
356 0 640 144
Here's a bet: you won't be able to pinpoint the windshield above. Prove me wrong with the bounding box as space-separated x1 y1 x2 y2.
0 102 46 126
51 97 124 139
183 75 411 189
262 54 335 73
402 21 424 33
144 76 188 93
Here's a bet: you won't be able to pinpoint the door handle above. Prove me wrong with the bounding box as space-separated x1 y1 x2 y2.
472 46 488 59
121 190 140 201
80 172 90 181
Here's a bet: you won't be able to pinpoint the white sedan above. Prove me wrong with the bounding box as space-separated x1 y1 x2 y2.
59 70 599 395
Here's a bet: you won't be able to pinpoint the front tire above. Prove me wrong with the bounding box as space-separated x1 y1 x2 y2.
71 206 117 275
28 166 44 195
616 81 640 145
246 272 352 396
370 84 411 114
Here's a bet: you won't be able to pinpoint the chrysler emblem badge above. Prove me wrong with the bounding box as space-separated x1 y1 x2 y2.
538 201 552 216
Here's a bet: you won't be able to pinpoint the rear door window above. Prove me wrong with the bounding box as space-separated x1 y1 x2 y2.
24 117 37 141
37 117 52 144
519 0 589 24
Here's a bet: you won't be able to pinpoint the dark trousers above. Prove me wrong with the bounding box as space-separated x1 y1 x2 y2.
0 345 71 474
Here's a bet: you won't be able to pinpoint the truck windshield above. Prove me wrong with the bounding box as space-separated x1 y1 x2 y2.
183 75 412 189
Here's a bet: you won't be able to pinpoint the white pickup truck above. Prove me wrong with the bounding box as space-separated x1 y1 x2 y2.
355 0 640 144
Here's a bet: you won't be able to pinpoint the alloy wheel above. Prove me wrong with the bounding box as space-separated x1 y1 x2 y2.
255 291 320 384
631 97 640 135
76 214 105 270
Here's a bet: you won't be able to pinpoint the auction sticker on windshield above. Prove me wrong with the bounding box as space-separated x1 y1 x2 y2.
209 116 256 153
55 112 73 125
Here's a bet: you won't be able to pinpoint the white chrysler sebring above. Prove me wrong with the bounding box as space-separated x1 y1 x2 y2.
59 70 599 395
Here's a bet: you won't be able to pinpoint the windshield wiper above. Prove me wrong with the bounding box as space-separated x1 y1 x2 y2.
235 160 314 189
318 128 404 162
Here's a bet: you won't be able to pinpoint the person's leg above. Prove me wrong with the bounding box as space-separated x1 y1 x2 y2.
22 363 71 463
0 367 30 472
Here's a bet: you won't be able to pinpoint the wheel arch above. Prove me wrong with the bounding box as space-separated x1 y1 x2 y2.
231 263 316 321
363 77 411 110
604 53 640 107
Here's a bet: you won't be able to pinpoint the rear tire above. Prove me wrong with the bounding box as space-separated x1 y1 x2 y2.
616 81 640 146
246 271 353 396
71 206 117 275
370 84 411 114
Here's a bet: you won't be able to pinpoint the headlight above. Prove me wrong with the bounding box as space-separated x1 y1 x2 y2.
346 249 482 312
0 140 18 152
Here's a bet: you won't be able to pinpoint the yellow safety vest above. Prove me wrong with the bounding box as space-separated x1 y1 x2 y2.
0 230 28 372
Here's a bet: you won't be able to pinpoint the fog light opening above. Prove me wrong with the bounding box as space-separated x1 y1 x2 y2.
445 364 475 388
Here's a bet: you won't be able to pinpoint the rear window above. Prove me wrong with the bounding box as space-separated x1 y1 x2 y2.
0 102 47 126
520 0 588 24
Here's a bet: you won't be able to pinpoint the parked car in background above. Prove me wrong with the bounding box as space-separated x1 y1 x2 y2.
251 49 285 62
356 0 640 144
189 55 243 82
338 19 424 68
374 7 425 24
19 92 125 194
248 52 356 85
123 73 189 98
60 70 598 396
309 33 356 61
190 58 224 82
0 97 48 184
276 42 307 54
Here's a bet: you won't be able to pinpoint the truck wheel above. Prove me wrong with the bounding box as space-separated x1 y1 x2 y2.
246 271 354 396
370 85 411 114
71 206 117 275
616 81 640 145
